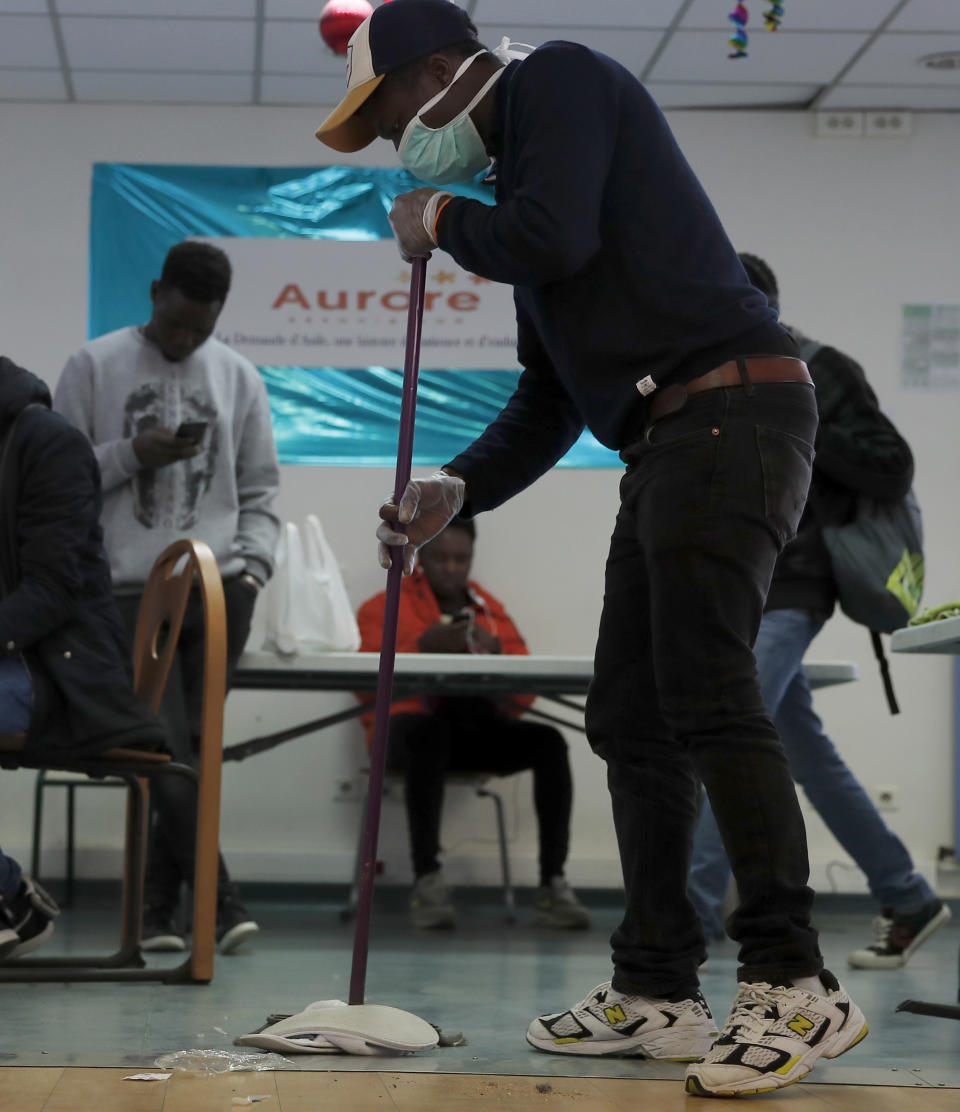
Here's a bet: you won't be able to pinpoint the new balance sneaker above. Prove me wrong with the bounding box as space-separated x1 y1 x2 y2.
848 900 951 970
140 909 186 953
409 871 456 929
0 876 60 959
526 981 718 1059
216 899 260 955
532 877 591 930
684 971 868 1097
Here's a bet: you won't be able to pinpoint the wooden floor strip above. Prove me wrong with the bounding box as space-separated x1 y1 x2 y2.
0 1067 62 1112
0 1067 956 1111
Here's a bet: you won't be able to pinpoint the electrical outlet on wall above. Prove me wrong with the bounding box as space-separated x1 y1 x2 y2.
873 784 899 812
865 111 913 138
814 110 863 138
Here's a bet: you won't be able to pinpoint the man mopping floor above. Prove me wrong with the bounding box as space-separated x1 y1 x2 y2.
314 1 868 1097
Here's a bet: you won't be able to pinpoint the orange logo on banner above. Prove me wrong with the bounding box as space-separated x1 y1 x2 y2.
271 283 480 314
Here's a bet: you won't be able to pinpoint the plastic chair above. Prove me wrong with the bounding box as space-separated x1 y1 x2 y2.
0 538 226 983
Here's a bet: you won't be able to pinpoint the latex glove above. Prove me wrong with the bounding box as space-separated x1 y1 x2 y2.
377 470 466 575
388 188 441 262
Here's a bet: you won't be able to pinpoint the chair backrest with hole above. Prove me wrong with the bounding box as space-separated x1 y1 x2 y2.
133 539 227 721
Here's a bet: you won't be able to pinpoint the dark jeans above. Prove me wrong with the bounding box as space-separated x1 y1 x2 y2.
387 699 573 884
0 847 21 903
115 576 257 911
586 381 822 998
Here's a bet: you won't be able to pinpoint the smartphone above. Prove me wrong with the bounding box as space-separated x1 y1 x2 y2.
174 420 208 444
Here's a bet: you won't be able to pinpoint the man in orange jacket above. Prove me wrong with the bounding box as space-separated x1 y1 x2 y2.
357 517 589 930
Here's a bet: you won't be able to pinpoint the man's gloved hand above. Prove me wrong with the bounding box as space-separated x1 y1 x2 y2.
388 188 451 262
377 470 466 575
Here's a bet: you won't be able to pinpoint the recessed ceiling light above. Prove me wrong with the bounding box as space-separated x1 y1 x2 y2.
918 51 960 70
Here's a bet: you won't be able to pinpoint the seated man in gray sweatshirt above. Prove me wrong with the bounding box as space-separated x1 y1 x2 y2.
54 240 281 955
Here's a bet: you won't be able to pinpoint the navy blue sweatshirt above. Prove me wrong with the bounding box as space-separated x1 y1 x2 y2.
439 42 795 513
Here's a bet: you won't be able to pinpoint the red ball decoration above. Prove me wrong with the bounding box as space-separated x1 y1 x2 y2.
319 0 374 56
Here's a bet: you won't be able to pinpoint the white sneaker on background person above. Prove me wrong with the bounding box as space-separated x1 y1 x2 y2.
409 870 456 929
847 900 951 970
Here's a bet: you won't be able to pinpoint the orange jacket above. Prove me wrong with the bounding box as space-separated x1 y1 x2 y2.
356 568 534 742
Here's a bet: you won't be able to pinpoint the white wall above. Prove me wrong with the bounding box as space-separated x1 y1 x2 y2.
0 102 957 897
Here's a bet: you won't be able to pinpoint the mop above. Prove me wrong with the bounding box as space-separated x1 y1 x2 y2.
237 257 441 1057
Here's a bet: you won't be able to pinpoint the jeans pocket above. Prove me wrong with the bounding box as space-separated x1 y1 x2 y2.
757 425 814 548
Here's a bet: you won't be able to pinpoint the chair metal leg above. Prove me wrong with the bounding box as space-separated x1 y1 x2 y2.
30 771 45 879
341 793 369 922
476 785 515 923
65 783 76 908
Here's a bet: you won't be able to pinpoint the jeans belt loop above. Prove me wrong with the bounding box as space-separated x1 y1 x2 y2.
736 357 756 397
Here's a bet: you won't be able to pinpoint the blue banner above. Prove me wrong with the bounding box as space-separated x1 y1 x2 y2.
90 163 618 467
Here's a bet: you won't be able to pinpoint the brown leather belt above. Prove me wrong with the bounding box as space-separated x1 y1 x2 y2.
647 356 812 422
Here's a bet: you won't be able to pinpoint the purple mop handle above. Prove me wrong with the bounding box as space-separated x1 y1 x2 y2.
349 255 428 1006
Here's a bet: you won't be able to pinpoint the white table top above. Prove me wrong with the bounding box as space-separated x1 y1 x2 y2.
235 651 858 689
890 615 960 656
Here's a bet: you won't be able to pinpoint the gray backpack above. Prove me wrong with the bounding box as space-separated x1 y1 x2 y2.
801 340 924 712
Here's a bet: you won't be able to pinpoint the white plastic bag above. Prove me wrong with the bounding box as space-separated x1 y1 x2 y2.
263 515 360 655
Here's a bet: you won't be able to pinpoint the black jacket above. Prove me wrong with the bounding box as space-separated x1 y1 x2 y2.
440 42 795 512
0 356 165 755
766 332 914 615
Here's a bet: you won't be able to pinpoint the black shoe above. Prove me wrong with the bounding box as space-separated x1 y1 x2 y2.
141 908 186 953
0 876 60 960
848 900 951 969
216 899 259 955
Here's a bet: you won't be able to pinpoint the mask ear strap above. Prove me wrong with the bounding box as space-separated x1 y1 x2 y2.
398 54 502 150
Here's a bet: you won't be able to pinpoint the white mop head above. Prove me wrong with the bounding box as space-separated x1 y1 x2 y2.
235 999 439 1057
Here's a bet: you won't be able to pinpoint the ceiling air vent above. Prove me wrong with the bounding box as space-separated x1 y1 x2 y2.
919 52 960 70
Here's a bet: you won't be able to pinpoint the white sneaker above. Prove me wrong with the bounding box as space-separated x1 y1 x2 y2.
409 871 456 929
526 981 718 1059
532 878 591 930
685 971 868 1096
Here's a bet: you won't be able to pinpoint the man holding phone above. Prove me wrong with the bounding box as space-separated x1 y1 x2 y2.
54 239 280 955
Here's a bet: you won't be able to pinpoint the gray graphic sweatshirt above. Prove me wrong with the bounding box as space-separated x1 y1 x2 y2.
54 327 280 593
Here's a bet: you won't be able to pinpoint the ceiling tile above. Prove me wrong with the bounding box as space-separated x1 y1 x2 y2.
266 0 345 15
473 0 683 27
61 17 255 71
0 1 47 12
56 0 256 14
648 29 872 83
819 83 960 110
843 31 960 84
260 72 355 105
474 24 664 74
72 70 252 103
681 0 900 31
0 68 67 100
263 19 350 75
890 0 960 32
647 82 818 109
0 15 59 66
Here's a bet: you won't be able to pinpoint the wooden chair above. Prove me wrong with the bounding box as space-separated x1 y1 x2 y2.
0 538 226 983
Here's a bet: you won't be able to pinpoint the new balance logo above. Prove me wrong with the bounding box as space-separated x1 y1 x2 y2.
786 1014 816 1037
604 1004 627 1025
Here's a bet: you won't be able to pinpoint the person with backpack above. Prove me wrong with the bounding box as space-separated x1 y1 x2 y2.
687 254 950 969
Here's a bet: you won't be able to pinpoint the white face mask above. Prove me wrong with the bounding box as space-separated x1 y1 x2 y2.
397 51 503 186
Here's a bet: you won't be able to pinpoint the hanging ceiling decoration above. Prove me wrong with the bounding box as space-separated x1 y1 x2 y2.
728 3 786 59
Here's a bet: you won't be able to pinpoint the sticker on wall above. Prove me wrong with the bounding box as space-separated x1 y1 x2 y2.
901 304 960 389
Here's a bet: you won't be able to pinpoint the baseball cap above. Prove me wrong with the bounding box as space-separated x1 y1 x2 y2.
315 0 478 152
